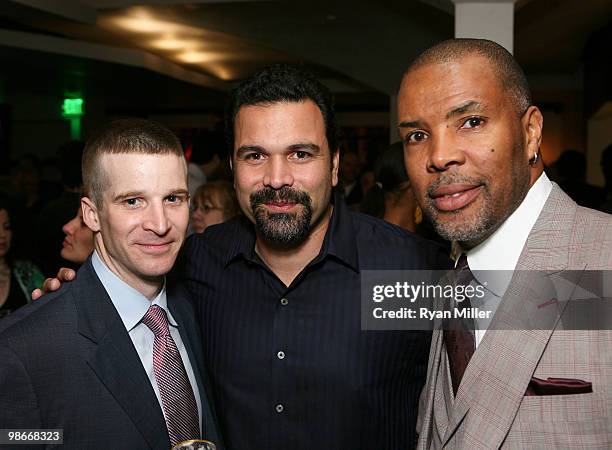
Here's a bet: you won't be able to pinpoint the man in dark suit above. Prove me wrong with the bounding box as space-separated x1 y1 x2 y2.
0 119 222 449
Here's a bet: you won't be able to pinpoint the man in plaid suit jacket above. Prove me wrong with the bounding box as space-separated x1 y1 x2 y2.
397 39 612 449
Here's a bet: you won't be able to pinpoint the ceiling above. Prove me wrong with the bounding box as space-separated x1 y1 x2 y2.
0 0 610 99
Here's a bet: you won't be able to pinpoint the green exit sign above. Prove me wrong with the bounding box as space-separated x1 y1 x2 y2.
62 98 84 117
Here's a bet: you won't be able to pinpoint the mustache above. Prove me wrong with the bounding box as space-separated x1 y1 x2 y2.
426 173 487 198
250 186 312 210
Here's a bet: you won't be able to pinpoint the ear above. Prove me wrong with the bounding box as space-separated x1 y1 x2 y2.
331 148 340 187
81 197 101 233
522 106 544 161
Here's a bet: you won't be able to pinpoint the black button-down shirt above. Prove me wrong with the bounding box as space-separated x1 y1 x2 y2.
177 197 451 450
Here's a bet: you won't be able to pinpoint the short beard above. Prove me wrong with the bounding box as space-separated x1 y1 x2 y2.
250 186 313 248
422 159 530 249
422 173 493 248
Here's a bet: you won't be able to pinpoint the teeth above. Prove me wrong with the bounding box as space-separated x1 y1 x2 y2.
444 192 463 198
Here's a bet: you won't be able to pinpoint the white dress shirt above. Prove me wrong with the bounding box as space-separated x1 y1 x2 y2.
92 251 202 431
464 172 553 346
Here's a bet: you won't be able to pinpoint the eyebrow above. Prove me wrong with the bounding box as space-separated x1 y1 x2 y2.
113 189 189 202
235 143 321 155
398 101 487 129
236 145 266 155
445 101 486 119
113 191 145 202
398 119 421 129
287 143 321 153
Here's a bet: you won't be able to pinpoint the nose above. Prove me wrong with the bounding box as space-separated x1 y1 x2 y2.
62 217 77 236
263 155 294 189
142 202 171 236
427 131 466 172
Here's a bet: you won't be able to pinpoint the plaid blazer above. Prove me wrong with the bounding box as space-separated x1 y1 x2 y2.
417 183 612 449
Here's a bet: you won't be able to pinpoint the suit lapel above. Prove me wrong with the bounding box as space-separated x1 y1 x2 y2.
75 260 170 450
167 283 223 448
442 184 577 447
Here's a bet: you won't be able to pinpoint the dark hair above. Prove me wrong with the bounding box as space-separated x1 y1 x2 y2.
0 193 13 262
225 64 338 154
405 38 532 115
557 149 586 180
360 142 410 218
82 118 185 207
602 143 612 187
0 193 12 215
190 129 228 165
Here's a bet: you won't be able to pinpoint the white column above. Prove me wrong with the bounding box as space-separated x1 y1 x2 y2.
451 0 517 53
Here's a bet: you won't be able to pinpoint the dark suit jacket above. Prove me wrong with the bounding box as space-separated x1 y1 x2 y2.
0 258 223 450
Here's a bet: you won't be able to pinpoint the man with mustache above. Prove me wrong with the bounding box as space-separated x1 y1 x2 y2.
176 64 450 450
35 66 450 449
397 39 612 449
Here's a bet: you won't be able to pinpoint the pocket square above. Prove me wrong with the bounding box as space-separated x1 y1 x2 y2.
525 376 593 396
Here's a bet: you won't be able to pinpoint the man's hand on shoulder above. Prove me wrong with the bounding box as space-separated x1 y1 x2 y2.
31 268 76 300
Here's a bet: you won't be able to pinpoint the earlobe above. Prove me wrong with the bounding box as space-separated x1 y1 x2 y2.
524 106 544 157
81 197 101 233
331 149 340 187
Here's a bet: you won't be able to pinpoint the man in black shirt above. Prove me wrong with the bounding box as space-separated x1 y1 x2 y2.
178 65 450 450
35 65 450 449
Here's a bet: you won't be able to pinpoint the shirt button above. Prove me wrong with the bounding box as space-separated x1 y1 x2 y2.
275 404 284 413
277 351 285 360
280 298 289 306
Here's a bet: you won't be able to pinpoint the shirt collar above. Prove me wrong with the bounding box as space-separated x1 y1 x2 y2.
91 250 177 331
466 172 553 295
224 191 359 272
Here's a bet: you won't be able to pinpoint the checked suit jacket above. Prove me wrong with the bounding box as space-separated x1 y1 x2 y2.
0 258 223 450
417 183 612 449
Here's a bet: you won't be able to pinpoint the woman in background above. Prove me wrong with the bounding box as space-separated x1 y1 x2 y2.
61 205 95 265
191 180 240 234
360 142 420 232
0 197 44 318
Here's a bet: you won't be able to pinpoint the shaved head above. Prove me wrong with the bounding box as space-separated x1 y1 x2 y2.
404 38 532 116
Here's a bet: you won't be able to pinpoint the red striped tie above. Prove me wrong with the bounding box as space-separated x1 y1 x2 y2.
444 254 476 395
142 305 200 446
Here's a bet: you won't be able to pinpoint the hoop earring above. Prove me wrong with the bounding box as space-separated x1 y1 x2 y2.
529 151 539 166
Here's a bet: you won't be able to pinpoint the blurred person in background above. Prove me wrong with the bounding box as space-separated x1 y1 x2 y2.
556 149 605 209
189 129 232 184
60 205 95 265
601 143 612 213
36 141 85 273
0 196 44 318
361 142 419 232
190 181 240 234
361 143 450 249
6 155 44 261
338 150 363 206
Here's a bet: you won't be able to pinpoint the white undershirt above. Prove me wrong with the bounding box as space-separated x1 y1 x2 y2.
464 172 553 346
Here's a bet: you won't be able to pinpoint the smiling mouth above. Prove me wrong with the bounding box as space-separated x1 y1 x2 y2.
264 202 298 212
136 242 173 253
430 184 484 212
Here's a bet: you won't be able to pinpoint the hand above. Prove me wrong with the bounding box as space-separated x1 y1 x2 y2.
31 268 76 300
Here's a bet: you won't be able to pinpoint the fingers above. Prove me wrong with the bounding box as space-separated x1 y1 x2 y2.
42 277 61 293
58 268 76 282
31 269 77 300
